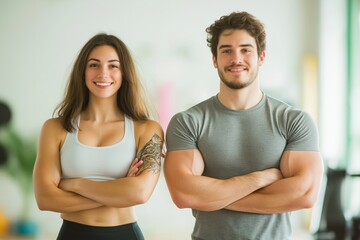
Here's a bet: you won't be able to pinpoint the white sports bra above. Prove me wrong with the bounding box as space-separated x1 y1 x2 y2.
60 115 136 181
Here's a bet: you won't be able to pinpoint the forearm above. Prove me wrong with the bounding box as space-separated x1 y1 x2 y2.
65 175 158 208
35 184 102 213
169 170 277 211
226 151 324 214
225 175 314 213
165 149 282 211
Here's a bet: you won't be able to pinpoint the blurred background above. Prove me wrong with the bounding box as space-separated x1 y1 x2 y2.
0 0 359 239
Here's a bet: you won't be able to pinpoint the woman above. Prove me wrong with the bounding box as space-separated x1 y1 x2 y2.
33 33 163 240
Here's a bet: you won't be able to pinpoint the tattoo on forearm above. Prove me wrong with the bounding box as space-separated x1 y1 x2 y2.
136 133 162 175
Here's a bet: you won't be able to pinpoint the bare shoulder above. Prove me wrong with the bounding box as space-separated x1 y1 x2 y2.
39 117 67 145
40 117 65 134
134 119 164 141
42 117 62 129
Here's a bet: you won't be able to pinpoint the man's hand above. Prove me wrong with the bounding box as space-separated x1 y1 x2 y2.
257 168 283 187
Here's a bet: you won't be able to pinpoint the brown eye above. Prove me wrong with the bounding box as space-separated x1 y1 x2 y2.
89 63 99 68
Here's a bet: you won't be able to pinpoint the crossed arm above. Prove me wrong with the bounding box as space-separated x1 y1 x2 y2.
164 149 283 211
33 119 163 213
225 150 324 213
164 148 323 213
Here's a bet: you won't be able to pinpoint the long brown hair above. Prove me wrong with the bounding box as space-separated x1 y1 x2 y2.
54 33 151 132
206 11 266 58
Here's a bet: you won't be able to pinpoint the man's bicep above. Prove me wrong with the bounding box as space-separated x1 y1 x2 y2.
280 150 324 187
164 149 196 176
163 150 197 205
191 149 205 175
165 149 204 175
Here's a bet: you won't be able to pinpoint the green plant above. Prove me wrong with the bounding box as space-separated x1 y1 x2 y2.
1 127 37 220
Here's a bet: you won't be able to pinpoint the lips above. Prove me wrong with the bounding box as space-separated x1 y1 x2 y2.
226 66 247 72
93 81 113 86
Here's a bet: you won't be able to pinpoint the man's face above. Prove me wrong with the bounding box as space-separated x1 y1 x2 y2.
213 29 265 90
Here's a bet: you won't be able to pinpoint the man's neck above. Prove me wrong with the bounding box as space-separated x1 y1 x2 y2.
217 84 263 110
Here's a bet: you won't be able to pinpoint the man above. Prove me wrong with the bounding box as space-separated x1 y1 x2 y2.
164 11 323 239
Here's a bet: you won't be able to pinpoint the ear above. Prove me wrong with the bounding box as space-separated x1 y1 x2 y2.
258 50 266 66
212 55 218 68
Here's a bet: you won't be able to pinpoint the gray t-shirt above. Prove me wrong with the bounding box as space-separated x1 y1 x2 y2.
166 94 319 240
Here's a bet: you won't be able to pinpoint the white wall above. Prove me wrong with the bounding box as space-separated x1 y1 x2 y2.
0 0 322 239
0 0 313 136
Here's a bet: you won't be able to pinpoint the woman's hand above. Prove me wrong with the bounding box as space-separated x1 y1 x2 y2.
127 158 143 177
58 178 77 192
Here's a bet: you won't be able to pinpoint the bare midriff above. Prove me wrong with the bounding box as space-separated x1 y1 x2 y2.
61 206 136 226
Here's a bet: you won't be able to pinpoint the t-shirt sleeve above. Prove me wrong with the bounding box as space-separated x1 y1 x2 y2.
285 110 320 151
166 111 198 152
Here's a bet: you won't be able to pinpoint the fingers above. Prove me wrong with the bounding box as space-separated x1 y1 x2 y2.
134 158 144 167
127 158 144 177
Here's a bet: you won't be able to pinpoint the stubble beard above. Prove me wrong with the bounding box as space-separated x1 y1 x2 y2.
218 67 259 90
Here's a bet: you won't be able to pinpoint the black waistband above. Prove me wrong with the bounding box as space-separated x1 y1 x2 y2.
57 220 144 240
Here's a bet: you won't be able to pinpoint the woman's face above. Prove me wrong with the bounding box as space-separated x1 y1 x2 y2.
85 45 122 100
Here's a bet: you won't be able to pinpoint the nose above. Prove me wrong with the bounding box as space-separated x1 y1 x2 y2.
231 53 242 65
97 66 109 79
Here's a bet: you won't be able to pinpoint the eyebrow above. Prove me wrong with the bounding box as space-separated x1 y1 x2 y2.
218 44 254 49
87 58 120 63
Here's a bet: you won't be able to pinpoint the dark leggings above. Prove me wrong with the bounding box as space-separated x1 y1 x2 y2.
57 220 145 240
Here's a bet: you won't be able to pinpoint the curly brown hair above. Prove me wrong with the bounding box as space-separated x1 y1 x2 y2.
206 11 266 58
54 33 151 132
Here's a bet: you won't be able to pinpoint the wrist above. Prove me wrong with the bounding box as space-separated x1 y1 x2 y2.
248 171 264 188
